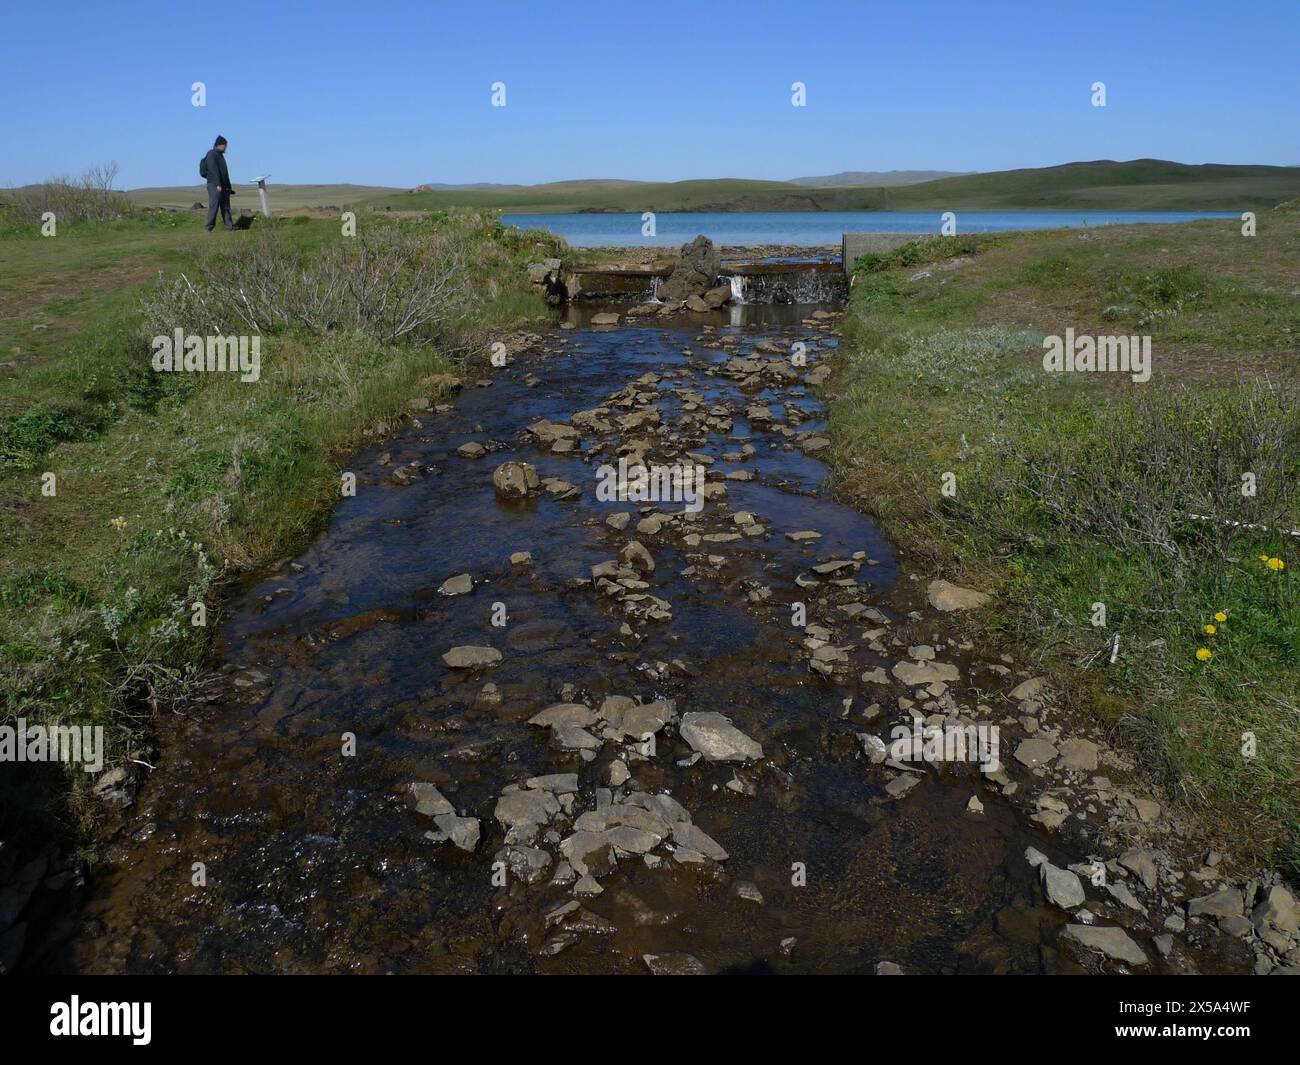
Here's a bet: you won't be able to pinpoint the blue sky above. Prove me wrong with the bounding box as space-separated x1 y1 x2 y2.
2 0 1297 188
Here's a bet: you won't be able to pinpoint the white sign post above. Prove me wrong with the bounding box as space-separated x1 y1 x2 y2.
249 174 271 218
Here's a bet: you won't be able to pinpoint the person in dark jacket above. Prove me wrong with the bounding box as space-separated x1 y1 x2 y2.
202 136 235 232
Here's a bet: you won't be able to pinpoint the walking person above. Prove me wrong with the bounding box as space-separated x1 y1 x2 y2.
200 135 235 232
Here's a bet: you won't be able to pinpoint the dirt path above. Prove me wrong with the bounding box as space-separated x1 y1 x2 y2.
55 302 1282 975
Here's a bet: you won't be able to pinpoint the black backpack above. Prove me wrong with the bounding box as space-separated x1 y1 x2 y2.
199 153 209 180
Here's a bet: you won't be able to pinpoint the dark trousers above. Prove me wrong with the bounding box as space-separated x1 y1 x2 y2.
206 184 234 231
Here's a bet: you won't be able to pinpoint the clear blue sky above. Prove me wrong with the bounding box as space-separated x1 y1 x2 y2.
3 0 1297 188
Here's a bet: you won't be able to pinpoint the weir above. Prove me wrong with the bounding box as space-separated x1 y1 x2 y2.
564 259 847 304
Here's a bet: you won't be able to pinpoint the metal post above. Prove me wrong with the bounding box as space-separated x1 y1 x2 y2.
251 175 272 218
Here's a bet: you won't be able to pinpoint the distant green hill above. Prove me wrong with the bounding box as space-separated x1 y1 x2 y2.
363 161 1300 214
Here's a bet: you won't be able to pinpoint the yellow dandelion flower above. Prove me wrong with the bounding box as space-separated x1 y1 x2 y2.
1204 624 1216 635
1214 612 1227 623
1267 557 1286 571
1195 648 1213 662
1260 555 1271 562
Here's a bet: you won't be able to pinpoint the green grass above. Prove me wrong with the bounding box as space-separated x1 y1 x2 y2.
829 210 1300 873
0 207 562 849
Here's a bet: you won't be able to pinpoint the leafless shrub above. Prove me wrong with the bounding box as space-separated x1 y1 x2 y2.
4 162 130 224
144 225 474 346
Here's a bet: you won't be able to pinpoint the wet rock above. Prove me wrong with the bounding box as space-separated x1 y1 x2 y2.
1062 924 1148 966
643 952 707 975
679 711 763 763
528 419 579 450
541 477 580 500
438 573 473 596
619 540 655 573
457 441 487 459
926 579 990 612
492 461 540 499
551 724 602 752
441 645 501 669
528 703 599 728
603 698 675 741
885 773 921 798
524 773 579 793
591 312 620 326
857 733 888 764
733 881 764 904
405 782 454 818
510 551 533 566
670 822 728 861
430 814 481 852
1040 862 1086 910
495 845 552 885
494 789 561 832
657 236 721 304
875 961 904 975
966 795 985 814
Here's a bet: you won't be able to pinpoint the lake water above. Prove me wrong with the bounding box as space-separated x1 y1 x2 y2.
502 210 1238 248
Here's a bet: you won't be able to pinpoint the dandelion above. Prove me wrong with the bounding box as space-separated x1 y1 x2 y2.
1267 557 1286 572
1195 648 1213 662
1214 612 1227 623
1204 624 1216 635
1260 554 1270 562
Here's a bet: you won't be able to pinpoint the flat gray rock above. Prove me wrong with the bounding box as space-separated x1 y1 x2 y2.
892 660 960 686
643 952 707 975
438 573 473 596
671 821 728 861
441 645 502 669
1063 924 1148 966
679 711 763 763
1058 737 1099 771
405 782 453 818
1014 738 1058 768
1188 887 1244 919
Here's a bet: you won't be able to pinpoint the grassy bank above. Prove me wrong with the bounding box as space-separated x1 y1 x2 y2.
0 206 563 849
829 207 1300 871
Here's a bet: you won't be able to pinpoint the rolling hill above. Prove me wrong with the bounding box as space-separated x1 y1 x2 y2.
96 161 1300 217
363 161 1300 213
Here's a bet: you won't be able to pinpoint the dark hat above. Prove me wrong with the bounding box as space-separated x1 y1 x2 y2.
214 135 227 146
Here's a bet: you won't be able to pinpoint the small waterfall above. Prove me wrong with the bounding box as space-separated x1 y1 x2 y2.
648 277 663 304
727 275 746 305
